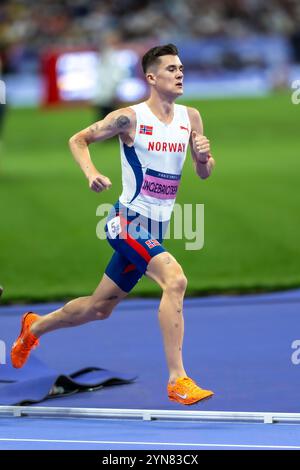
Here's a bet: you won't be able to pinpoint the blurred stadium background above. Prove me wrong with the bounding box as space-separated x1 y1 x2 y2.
0 0 299 303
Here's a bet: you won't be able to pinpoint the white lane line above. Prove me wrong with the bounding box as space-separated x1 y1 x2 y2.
0 438 300 449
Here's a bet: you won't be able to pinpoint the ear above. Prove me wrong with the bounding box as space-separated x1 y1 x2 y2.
146 73 156 85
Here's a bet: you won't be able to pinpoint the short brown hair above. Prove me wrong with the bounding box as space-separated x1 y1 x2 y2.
142 44 178 74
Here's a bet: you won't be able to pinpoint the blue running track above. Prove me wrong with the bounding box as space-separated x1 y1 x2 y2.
1 290 300 449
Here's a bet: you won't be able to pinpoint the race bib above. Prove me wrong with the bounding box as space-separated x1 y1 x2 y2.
141 169 181 200
107 216 122 239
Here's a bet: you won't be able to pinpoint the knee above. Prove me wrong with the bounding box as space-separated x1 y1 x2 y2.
164 271 187 295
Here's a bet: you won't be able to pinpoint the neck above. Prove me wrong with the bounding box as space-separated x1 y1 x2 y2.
146 91 175 120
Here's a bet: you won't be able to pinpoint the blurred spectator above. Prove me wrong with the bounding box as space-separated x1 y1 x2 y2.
92 31 129 120
289 1 300 63
0 51 6 146
1 0 300 55
0 0 299 100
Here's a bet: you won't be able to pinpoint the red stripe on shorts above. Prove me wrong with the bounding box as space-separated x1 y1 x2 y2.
119 214 152 263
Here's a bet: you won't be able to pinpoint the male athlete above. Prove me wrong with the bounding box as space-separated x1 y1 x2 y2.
11 44 215 405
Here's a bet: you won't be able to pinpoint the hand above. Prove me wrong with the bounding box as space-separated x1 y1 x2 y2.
192 131 211 162
88 171 112 193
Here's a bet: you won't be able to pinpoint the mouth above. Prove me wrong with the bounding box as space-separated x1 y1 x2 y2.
176 83 183 88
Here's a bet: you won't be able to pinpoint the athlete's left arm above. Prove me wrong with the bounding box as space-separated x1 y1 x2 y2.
187 107 215 180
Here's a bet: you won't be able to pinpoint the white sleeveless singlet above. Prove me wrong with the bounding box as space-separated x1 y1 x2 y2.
119 102 191 222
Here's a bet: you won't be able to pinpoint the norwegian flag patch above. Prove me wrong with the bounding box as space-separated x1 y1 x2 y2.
140 124 153 135
145 239 160 249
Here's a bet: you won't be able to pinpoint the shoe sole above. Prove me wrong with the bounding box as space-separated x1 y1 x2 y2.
169 392 214 406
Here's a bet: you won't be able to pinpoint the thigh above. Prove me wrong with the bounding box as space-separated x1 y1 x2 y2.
104 251 143 293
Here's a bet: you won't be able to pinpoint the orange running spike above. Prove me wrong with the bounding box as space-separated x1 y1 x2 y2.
11 312 40 368
168 377 214 405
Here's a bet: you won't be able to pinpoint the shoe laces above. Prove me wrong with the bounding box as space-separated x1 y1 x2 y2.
178 377 200 393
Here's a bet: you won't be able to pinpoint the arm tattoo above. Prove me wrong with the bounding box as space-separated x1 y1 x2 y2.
115 115 130 129
82 114 130 143
85 123 100 142
89 123 99 134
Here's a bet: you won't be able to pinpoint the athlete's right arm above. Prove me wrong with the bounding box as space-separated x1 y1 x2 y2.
69 108 135 193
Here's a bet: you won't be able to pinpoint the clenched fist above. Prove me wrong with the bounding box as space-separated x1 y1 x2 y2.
192 131 211 162
88 171 112 193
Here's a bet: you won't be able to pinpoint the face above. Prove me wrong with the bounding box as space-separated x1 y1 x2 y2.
147 55 184 97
